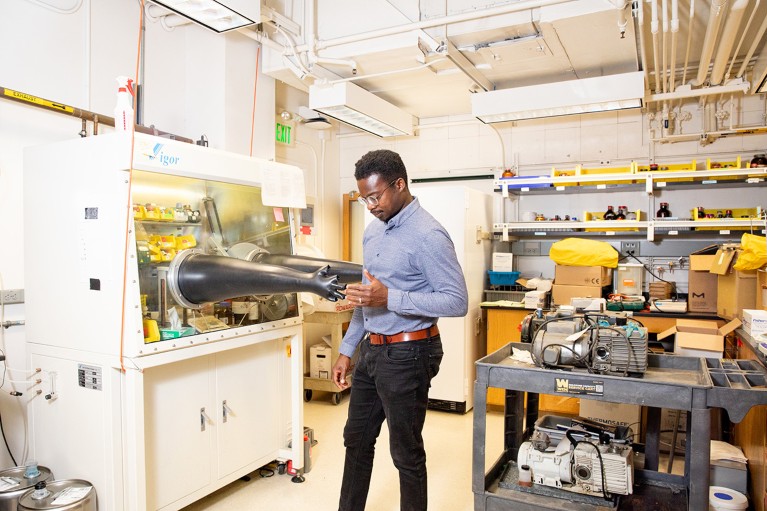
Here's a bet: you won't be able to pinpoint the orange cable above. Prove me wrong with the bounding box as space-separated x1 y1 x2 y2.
249 44 261 157
118 0 145 373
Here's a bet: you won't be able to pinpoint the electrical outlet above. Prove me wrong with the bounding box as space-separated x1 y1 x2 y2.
522 242 541 256
0 289 24 304
620 241 640 256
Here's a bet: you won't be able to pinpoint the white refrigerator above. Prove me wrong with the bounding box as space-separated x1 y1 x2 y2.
411 185 493 412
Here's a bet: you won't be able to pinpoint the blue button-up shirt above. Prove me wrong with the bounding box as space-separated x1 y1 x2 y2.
339 197 469 357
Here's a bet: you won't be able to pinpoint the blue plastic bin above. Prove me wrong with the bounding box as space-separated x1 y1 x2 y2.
487 271 520 286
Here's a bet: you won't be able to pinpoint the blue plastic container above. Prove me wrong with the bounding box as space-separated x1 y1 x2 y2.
487 271 520 286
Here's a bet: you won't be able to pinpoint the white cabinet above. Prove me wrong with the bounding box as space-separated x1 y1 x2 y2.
144 341 286 510
145 355 214 510
215 342 282 479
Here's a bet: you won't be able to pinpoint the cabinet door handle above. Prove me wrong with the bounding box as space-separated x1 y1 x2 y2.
222 400 230 423
200 407 207 432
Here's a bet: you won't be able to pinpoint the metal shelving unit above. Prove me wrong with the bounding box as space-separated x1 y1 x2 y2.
494 167 767 241
472 342 767 511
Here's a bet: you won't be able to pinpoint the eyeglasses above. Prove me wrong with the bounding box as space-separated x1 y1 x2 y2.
357 180 397 207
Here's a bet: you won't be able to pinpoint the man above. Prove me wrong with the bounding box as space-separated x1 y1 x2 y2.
331 149 469 511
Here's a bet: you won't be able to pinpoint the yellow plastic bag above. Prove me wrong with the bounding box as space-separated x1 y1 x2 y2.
733 233 767 271
549 238 619 268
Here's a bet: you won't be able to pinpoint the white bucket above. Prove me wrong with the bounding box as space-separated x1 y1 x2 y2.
709 486 748 511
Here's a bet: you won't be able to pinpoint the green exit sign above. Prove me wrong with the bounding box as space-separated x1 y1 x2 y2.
276 122 293 146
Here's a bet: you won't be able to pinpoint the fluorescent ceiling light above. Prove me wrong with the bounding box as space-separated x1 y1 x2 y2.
471 72 645 123
150 0 259 33
309 82 415 138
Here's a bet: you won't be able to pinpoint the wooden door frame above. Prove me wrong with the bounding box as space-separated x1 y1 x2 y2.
342 191 360 261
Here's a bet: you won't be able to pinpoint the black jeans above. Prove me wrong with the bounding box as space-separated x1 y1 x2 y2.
338 336 444 511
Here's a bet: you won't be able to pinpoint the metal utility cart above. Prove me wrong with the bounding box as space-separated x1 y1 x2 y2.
303 309 353 405
473 342 767 511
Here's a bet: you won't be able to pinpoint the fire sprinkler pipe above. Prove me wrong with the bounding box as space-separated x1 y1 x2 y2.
710 0 749 85
690 0 729 86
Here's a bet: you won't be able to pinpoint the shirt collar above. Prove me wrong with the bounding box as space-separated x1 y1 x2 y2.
385 196 420 229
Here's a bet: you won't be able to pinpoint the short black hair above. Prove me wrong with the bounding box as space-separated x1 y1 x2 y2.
354 149 408 184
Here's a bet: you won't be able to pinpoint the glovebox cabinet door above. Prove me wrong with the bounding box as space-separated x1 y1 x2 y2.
215 341 283 478
144 355 215 510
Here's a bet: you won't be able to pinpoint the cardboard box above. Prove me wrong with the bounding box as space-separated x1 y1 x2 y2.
687 246 719 313
659 318 741 359
524 290 547 309
551 284 605 306
309 342 332 379
757 269 767 310
492 252 514 272
718 269 757 320
579 400 641 440
555 264 612 286
710 248 758 319
742 309 767 336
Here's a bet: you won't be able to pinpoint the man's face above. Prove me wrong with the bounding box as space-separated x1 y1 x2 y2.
357 174 402 222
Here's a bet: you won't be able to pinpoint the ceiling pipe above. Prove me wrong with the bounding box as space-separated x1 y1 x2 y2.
651 0 662 93
238 27 289 53
662 0 669 92
681 0 695 84
304 0 573 52
669 0 679 91
736 4 767 77
690 0 729 86
646 79 750 101
710 0 749 85
725 0 760 80
145 3 192 29
636 0 652 91
617 2 629 38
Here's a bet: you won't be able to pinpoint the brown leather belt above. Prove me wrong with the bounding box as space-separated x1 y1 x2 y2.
369 325 439 345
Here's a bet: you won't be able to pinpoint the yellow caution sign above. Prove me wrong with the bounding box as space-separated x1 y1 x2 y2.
4 88 74 113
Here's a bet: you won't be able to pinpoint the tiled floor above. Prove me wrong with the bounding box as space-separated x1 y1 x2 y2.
181 392 505 511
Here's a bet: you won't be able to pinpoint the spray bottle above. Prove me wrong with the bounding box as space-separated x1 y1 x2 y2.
114 76 135 132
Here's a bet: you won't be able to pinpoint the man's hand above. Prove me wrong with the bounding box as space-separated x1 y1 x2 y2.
345 269 388 308
332 354 353 390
